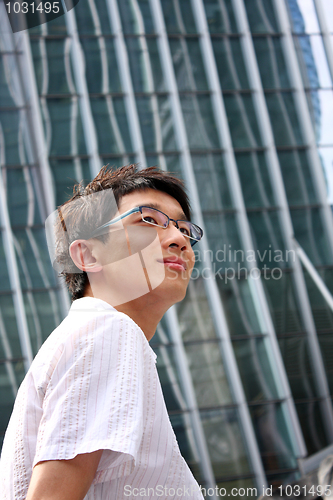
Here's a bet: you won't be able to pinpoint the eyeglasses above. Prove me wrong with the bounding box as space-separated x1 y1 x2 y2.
91 206 203 246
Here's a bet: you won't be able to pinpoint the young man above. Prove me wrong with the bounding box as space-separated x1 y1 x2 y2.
0 165 205 499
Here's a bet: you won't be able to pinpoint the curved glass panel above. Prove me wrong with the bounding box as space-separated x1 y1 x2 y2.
265 92 304 146
180 94 220 149
233 338 279 402
81 37 121 94
223 94 262 148
277 150 318 206
253 36 291 89
170 37 208 91
126 37 165 92
161 0 197 34
200 408 252 477
212 37 250 90
244 0 279 34
184 342 232 407
236 151 275 208
293 35 332 89
136 95 176 152
306 90 333 146
117 0 154 34
203 0 238 34
295 400 329 455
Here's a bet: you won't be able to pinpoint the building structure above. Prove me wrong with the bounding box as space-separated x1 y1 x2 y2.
0 0 333 496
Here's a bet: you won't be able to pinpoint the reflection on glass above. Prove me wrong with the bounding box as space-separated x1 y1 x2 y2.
223 94 262 148
136 96 176 152
200 408 252 478
90 96 132 154
192 153 233 210
294 35 332 89
303 269 333 332
318 147 333 205
278 335 316 400
295 401 329 455
244 0 278 34
203 0 238 34
161 0 197 34
217 277 262 336
262 272 304 335
185 342 232 407
278 150 318 206
117 0 154 34
290 207 333 266
236 151 274 208
265 92 304 146
287 0 320 34
306 90 333 146
212 37 249 90
154 345 186 412
249 402 296 471
81 38 121 94
170 37 208 91
181 95 220 149
177 278 216 342
318 332 333 394
233 338 279 402
170 412 205 484
253 37 290 89
126 37 165 93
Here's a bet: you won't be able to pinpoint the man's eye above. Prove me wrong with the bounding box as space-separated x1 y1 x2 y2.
144 216 158 224
180 227 190 236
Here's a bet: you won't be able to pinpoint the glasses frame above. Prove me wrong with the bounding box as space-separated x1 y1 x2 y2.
91 206 203 246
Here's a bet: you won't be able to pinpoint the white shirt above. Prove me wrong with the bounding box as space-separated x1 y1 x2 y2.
0 297 204 499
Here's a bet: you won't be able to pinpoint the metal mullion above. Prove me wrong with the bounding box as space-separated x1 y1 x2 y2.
191 0 298 485
273 0 333 255
60 1 101 178
105 0 146 169
149 1 219 495
313 0 333 84
6 27 71 321
232 0 333 444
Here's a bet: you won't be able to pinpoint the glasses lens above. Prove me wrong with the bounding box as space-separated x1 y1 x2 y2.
141 207 169 228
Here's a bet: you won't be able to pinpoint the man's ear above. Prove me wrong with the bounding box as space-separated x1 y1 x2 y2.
69 240 103 273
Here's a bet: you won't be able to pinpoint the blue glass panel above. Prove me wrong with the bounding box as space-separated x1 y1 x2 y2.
50 158 91 205
90 96 132 154
253 37 291 89
318 332 333 394
233 338 279 402
81 37 121 94
0 295 22 358
244 0 279 33
0 110 21 165
161 0 197 34
203 0 238 34
170 37 208 91
295 400 329 455
303 268 333 332
192 153 233 210
223 94 262 148
290 207 333 266
136 96 177 152
212 38 250 90
117 0 154 34
200 408 252 477
265 92 304 146
286 0 320 34
277 150 318 205
6 168 42 227
0 233 11 292
177 278 217 341
236 151 275 208
293 35 332 89
154 345 186 412
249 402 296 470
306 90 333 146
262 272 304 335
181 95 220 149
126 37 165 92
0 55 16 107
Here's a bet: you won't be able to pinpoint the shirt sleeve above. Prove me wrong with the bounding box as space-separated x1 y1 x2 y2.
33 311 148 482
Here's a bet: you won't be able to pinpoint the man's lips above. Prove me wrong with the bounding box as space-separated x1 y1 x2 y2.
158 258 187 271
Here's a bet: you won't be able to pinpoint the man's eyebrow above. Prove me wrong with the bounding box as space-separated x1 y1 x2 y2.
143 203 188 221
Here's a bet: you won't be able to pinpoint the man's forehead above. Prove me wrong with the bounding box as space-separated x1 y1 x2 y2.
118 190 188 220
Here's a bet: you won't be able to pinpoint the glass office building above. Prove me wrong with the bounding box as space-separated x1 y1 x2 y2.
1 0 333 495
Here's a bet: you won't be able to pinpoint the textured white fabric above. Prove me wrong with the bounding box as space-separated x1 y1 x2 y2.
0 297 204 499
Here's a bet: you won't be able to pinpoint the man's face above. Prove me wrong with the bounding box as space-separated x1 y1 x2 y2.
92 188 195 306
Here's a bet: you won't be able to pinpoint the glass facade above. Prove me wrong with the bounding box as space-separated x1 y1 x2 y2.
1 0 333 493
